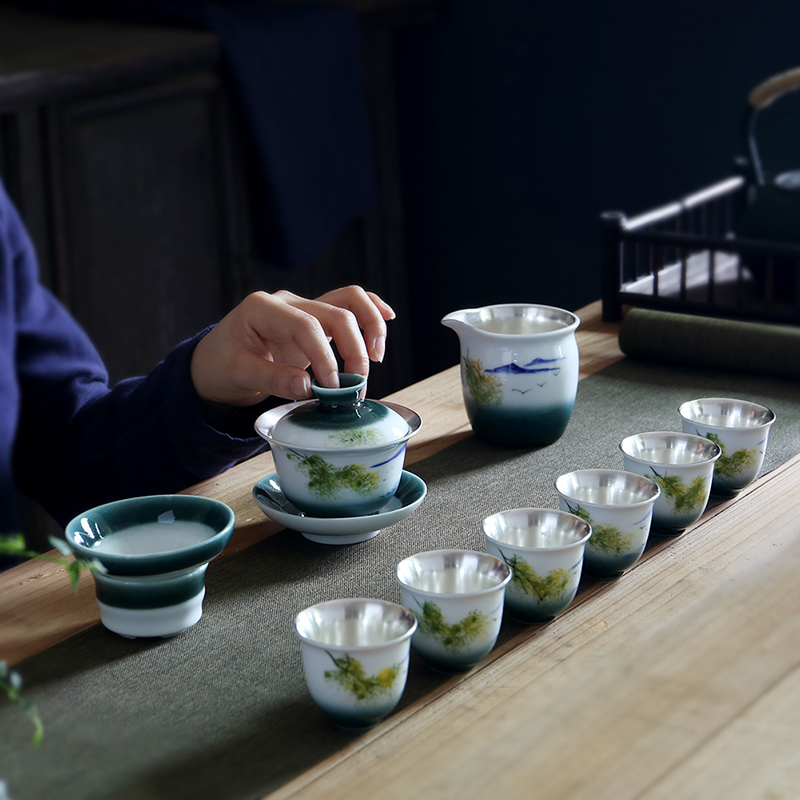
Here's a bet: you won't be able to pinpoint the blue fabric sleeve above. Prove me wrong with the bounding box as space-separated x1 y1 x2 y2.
4 183 266 527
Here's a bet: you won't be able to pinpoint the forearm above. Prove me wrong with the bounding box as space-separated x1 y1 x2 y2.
16 331 267 525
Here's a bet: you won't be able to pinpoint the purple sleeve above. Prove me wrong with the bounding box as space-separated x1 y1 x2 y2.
5 185 266 525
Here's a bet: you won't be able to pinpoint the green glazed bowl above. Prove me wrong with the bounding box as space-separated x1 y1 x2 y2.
65 494 235 577
64 495 235 639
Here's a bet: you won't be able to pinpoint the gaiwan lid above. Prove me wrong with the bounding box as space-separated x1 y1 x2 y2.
261 373 417 449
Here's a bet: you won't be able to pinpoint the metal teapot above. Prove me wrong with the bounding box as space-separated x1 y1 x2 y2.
738 66 800 243
736 67 800 301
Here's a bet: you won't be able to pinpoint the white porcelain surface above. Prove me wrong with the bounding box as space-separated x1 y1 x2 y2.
295 598 416 729
65 495 233 639
678 397 776 494
252 471 427 545
255 388 422 517
395 550 511 671
65 495 235 577
269 440 408 518
554 470 660 577
620 432 721 533
97 589 205 639
271 373 410 449
89 563 210 639
441 304 580 446
482 508 591 620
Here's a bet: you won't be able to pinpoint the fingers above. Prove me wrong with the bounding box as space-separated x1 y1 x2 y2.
190 292 335 406
252 291 342 389
314 285 395 365
190 286 395 408
275 286 393 381
272 296 363 383
228 347 314 401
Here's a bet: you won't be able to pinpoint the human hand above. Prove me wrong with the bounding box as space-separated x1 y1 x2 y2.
190 285 395 407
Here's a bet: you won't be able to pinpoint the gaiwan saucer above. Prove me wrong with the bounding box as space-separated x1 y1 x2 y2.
253 470 427 545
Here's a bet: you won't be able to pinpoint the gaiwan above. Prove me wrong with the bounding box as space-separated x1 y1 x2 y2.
255 373 422 518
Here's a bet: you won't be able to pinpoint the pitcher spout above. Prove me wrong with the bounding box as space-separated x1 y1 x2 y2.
442 304 579 339
440 309 476 335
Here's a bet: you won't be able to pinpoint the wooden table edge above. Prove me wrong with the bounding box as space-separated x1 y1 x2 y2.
0 300 619 665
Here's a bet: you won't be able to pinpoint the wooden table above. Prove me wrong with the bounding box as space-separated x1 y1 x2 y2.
4 300 799 798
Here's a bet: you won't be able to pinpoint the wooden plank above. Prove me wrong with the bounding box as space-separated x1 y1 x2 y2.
643 667 800 798
574 299 625 379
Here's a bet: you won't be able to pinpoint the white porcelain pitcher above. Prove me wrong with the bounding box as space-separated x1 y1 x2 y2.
441 304 580 447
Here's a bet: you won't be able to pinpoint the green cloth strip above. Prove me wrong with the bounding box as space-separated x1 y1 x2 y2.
2 356 800 800
619 307 800 380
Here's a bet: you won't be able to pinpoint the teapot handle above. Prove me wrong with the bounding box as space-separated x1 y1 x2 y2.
741 66 800 187
748 66 800 110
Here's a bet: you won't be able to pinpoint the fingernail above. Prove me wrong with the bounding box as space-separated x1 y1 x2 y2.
327 371 340 388
372 335 386 363
291 375 310 398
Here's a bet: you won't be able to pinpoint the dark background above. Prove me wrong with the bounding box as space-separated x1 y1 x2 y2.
4 0 800 389
394 0 800 379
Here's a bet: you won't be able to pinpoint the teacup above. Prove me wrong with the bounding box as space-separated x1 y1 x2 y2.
441 304 580 447
678 397 776 495
619 432 721 534
554 469 661 578
481 508 591 622
65 494 235 638
395 550 510 672
294 598 416 729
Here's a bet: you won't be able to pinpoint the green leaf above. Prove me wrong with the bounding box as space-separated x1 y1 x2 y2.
464 355 502 407
0 534 107 746
507 554 571 602
48 535 73 557
705 433 757 479
66 561 83 591
650 468 708 513
0 533 27 556
414 600 490 652
323 652 400 700
1 661 44 747
288 452 380 498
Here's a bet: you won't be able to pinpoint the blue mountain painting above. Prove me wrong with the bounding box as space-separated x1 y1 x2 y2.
486 356 565 375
